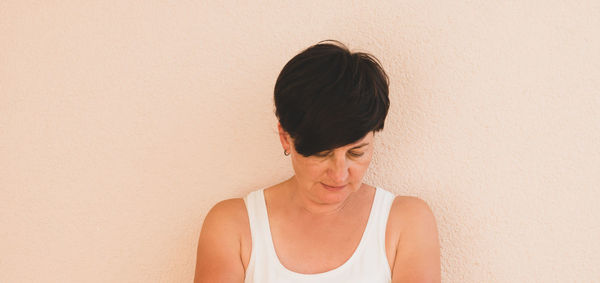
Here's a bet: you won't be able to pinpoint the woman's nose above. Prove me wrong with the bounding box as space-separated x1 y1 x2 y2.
328 154 349 183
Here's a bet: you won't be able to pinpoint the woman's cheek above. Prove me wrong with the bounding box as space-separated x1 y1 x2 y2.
294 158 322 179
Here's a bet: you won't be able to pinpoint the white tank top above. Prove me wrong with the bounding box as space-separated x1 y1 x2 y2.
243 187 395 283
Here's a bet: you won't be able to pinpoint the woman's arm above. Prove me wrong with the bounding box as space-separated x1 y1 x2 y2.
194 199 247 283
391 197 441 283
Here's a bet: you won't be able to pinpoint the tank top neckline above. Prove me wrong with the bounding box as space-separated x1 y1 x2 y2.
258 186 382 279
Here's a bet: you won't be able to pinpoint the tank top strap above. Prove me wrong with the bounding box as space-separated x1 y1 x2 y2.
243 188 268 245
244 188 276 282
366 187 396 273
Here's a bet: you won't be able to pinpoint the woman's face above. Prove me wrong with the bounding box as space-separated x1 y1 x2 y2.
279 124 375 205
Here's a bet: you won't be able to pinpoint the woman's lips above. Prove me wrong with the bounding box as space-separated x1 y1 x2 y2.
321 183 347 190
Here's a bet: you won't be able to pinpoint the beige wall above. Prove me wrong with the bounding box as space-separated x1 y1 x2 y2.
2 1 599 282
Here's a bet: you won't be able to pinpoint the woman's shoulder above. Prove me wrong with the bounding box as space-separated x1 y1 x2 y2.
370 187 439 277
386 195 441 281
388 195 436 229
375 185 434 220
195 197 251 282
203 187 267 232
391 195 434 213
205 197 249 226
385 194 437 252
200 197 251 245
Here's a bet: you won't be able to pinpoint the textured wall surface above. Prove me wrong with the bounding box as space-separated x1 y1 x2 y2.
2 1 599 282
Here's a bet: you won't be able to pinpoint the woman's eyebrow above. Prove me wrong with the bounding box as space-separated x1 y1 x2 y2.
350 143 369 150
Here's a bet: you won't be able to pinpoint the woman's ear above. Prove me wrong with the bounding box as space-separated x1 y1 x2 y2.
277 123 292 152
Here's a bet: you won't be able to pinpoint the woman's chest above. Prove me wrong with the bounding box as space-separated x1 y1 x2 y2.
268 213 369 273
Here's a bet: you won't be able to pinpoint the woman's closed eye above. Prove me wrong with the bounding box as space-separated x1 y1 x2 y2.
348 151 364 157
314 151 331 158
314 151 364 158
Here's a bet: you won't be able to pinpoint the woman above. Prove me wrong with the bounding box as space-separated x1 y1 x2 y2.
195 40 441 282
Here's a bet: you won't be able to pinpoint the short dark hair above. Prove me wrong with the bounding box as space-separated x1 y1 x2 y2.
274 40 390 157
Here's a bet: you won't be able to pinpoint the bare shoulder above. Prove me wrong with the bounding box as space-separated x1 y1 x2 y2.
199 198 249 241
391 196 436 223
206 198 248 223
389 196 441 282
387 196 437 239
194 198 249 283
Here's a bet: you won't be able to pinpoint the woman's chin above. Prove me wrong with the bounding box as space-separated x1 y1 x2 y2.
320 182 347 192
315 183 353 202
